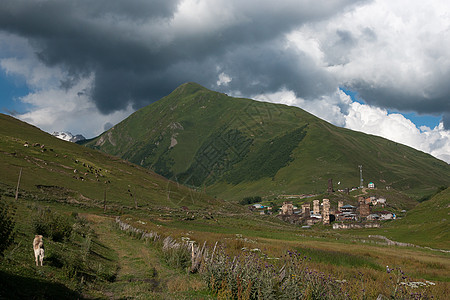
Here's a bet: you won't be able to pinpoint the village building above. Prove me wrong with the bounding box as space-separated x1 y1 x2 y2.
367 213 380 221
313 200 320 215
379 211 396 220
306 214 322 226
333 223 380 229
252 203 264 209
337 211 357 221
340 204 356 213
278 201 300 224
368 182 375 189
377 197 386 207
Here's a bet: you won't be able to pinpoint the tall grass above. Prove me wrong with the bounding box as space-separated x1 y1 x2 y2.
0 198 15 256
115 216 442 299
200 247 346 299
295 246 382 270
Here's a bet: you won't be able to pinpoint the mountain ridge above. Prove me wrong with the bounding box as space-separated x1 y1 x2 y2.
83 82 450 200
52 131 86 143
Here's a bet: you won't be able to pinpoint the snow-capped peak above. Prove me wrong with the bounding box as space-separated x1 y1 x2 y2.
52 131 86 143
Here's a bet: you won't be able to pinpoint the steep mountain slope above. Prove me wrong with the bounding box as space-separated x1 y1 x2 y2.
84 83 450 201
0 113 220 210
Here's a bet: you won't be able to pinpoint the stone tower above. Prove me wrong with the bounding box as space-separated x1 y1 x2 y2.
327 178 333 193
313 200 320 215
301 203 310 218
322 199 330 224
281 202 294 215
338 201 343 211
358 197 370 218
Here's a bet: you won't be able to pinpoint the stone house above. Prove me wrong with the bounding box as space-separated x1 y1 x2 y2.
367 213 380 221
340 204 356 213
379 211 395 220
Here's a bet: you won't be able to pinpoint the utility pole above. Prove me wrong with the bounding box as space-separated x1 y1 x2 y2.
15 168 22 201
358 165 363 188
103 189 107 212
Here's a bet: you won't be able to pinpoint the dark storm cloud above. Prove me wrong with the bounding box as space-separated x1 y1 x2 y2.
0 0 364 114
345 77 450 124
442 114 450 130
218 40 336 98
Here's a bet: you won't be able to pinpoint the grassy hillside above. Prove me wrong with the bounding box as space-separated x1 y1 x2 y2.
1 111 449 299
0 113 227 211
377 187 450 249
84 82 450 201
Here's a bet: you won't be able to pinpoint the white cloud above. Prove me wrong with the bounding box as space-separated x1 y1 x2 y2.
0 37 133 137
254 88 351 127
17 74 134 138
344 103 450 163
217 72 232 86
254 88 450 163
1 57 66 91
290 0 450 112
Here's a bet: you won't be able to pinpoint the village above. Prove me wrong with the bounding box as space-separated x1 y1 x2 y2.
249 180 397 229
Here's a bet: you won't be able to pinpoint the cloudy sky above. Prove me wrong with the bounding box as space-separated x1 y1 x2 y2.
0 0 449 163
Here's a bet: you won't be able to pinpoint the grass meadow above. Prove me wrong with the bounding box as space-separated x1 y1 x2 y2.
0 189 449 299
0 113 448 299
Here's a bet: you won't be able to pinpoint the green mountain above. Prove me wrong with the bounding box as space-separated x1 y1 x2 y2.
0 113 220 210
83 82 450 201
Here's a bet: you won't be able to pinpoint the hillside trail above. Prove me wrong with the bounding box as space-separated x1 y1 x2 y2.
84 214 206 299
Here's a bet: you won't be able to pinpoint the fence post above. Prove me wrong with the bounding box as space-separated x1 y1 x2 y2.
15 168 22 201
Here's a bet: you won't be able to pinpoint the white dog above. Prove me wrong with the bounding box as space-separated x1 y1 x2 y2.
33 235 45 266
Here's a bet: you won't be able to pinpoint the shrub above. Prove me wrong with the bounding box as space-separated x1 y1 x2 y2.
32 208 72 242
0 199 15 256
50 215 73 242
72 215 92 237
239 196 262 205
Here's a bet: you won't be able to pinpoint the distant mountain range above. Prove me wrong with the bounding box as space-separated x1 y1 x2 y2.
52 131 86 143
82 82 450 201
